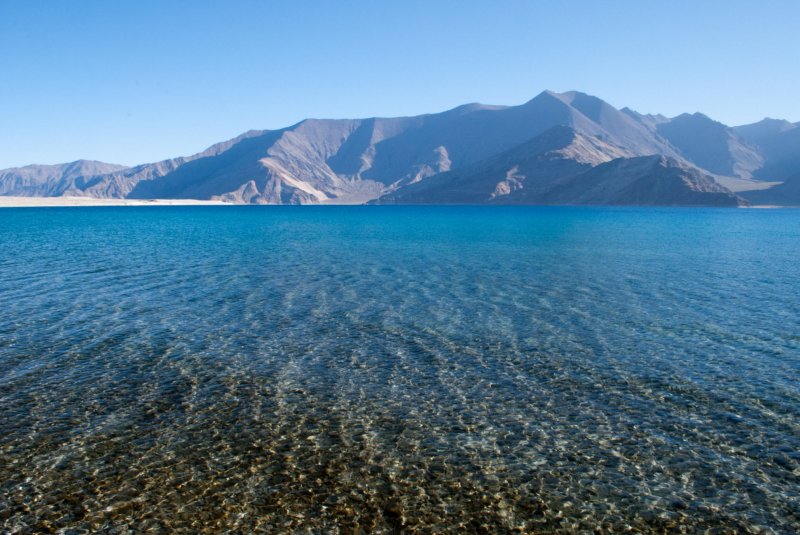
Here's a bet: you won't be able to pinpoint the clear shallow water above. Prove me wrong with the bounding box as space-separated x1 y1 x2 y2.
0 206 798 534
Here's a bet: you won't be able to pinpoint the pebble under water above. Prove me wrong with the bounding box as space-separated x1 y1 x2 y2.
0 206 798 534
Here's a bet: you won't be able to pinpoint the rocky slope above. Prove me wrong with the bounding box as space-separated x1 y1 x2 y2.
375 126 630 204
377 129 745 206
537 156 746 206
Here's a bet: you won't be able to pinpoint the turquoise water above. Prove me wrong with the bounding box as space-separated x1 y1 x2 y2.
0 206 798 533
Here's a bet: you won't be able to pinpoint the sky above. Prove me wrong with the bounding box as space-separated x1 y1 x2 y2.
1 0 798 168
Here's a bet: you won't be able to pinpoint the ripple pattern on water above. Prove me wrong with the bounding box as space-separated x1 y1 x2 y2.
0 206 798 533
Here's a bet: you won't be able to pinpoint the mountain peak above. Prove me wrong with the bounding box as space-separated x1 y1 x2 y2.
669 112 739 131
528 89 598 105
753 117 795 130
442 102 507 115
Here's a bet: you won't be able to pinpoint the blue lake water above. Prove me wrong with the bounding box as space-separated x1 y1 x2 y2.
0 206 798 533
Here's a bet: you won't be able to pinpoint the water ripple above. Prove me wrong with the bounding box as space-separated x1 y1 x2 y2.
0 206 798 533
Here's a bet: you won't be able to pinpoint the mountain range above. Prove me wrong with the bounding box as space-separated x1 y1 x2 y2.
2 90 799 206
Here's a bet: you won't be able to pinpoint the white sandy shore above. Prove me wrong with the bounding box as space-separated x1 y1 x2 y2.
0 196 234 208
0 196 792 209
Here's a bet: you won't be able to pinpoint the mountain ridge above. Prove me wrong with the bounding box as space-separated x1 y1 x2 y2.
1 90 797 205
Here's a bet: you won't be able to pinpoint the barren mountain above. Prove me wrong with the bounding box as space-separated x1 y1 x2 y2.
118 90 688 204
0 161 128 197
0 90 796 205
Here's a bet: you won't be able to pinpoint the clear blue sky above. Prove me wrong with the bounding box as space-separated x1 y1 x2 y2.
1 0 798 168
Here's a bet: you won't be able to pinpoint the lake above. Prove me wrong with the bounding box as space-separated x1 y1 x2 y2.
1 206 798 533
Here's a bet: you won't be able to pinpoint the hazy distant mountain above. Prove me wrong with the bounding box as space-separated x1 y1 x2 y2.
735 118 797 141
0 90 797 205
0 160 128 197
653 113 763 179
622 108 800 192
733 119 800 181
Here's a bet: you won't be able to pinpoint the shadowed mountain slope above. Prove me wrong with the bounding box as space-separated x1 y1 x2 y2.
740 174 800 206
654 113 763 179
733 119 800 181
537 155 746 206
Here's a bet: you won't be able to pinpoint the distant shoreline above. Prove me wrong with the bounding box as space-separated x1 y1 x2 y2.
0 196 793 208
0 196 233 208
